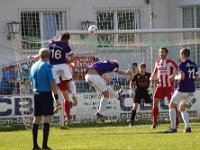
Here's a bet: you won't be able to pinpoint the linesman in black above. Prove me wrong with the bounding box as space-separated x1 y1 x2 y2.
129 63 153 127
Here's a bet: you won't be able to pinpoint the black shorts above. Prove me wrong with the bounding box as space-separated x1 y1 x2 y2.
34 91 54 116
134 91 152 104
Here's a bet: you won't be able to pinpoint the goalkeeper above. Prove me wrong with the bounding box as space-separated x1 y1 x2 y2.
129 63 153 127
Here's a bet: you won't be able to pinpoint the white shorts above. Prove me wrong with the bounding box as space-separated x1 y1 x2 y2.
52 64 72 84
170 90 195 105
85 74 107 92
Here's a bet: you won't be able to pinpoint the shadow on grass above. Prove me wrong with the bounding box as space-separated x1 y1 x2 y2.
1 120 199 132
0 125 27 132
57 120 170 129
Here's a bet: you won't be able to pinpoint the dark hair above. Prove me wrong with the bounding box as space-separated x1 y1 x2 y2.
180 48 190 57
60 32 70 41
132 63 137 67
139 63 146 68
9 65 15 68
160 47 168 53
93 57 99 62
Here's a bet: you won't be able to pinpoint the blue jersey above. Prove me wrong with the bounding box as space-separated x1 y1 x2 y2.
30 60 55 92
48 40 73 65
177 59 198 92
89 60 119 76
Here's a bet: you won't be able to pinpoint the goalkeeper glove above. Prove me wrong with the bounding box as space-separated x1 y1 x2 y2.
147 87 153 95
129 88 135 97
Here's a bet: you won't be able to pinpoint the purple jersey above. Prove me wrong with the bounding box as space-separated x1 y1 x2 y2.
177 59 198 92
89 60 119 75
48 40 73 65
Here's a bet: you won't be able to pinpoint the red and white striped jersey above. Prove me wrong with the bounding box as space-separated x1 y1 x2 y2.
154 59 178 87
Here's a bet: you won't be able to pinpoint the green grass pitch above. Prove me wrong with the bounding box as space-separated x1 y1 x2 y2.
1 122 200 150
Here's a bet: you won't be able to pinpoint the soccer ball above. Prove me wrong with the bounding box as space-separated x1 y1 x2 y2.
88 25 98 34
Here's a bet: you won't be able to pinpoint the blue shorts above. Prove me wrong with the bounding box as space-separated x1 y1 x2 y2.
34 91 54 116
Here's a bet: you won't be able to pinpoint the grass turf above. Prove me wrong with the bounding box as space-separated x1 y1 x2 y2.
0 122 200 150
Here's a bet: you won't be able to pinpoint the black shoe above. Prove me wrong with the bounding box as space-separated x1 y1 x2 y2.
117 89 123 101
164 128 177 133
184 127 191 133
151 123 158 129
128 121 134 127
42 146 52 150
32 146 41 150
129 123 134 127
95 112 104 123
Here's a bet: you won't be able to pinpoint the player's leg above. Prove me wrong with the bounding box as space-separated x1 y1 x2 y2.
85 74 108 122
151 87 163 128
129 99 139 127
168 102 177 132
175 107 180 127
107 86 122 100
32 93 42 150
52 66 62 112
96 90 109 123
164 90 182 133
167 88 179 127
152 97 160 128
58 80 71 124
42 116 52 149
40 92 54 149
179 96 192 133
152 98 160 128
62 90 71 124
32 116 42 150
69 79 78 106
54 64 73 112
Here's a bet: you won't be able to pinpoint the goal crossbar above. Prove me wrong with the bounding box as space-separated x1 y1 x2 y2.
58 28 200 35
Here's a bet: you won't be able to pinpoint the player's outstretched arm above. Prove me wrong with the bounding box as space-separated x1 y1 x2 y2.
102 73 112 81
116 69 130 75
28 54 40 60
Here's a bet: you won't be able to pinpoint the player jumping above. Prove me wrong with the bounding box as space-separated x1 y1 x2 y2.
85 60 130 123
28 32 77 124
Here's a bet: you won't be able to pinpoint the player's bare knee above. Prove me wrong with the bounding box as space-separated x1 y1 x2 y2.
169 102 176 109
179 101 187 112
44 116 52 124
102 90 109 98
33 116 42 124
133 103 138 110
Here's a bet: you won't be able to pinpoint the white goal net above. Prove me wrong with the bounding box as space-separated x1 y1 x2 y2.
1 28 200 127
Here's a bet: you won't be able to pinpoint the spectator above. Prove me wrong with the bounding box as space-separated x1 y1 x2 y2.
0 65 18 95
